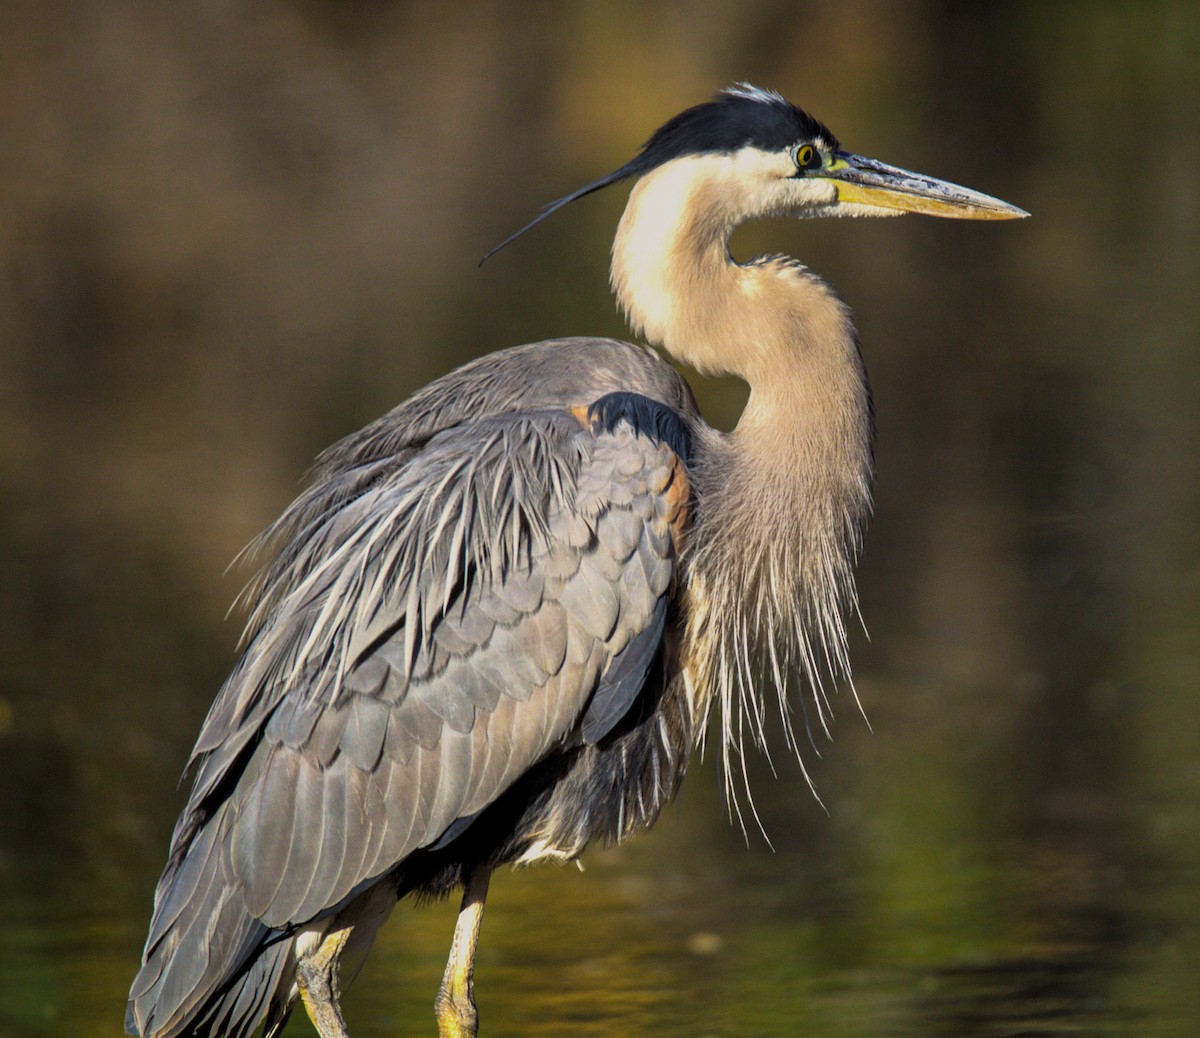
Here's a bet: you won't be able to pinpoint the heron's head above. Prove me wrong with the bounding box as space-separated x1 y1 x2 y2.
483 84 1026 262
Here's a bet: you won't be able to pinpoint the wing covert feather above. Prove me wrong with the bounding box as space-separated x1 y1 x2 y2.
180 401 692 931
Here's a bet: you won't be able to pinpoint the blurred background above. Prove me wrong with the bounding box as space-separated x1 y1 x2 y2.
2 2 1197 1036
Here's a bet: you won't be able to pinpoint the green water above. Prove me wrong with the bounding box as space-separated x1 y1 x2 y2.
2 3 1198 1036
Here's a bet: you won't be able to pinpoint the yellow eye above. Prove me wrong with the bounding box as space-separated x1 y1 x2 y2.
794 144 819 170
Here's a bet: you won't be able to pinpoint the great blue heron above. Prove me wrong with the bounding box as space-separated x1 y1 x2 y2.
126 85 1025 1038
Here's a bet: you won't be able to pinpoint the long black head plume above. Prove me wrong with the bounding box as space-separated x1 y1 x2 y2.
480 85 837 265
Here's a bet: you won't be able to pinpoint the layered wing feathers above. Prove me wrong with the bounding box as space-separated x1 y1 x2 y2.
130 375 692 1036
129 335 700 1038
222 411 683 930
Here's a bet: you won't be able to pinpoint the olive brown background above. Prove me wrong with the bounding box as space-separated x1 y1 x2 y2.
2 3 1197 1036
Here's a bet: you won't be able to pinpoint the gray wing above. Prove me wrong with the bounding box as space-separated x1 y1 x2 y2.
130 393 691 1031
231 408 687 924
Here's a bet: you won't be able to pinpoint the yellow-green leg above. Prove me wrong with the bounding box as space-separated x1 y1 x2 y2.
435 865 492 1038
296 925 354 1038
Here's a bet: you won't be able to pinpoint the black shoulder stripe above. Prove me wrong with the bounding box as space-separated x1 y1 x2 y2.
587 392 691 462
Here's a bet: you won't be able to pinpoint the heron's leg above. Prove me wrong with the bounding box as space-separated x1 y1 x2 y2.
296 924 354 1038
435 864 493 1038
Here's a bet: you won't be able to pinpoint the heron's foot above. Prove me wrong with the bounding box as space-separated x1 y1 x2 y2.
434 973 478 1038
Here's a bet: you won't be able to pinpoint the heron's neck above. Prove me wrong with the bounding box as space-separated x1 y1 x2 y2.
611 162 873 506
613 162 874 738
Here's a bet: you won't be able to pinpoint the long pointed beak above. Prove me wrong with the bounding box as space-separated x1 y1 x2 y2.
824 152 1028 220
